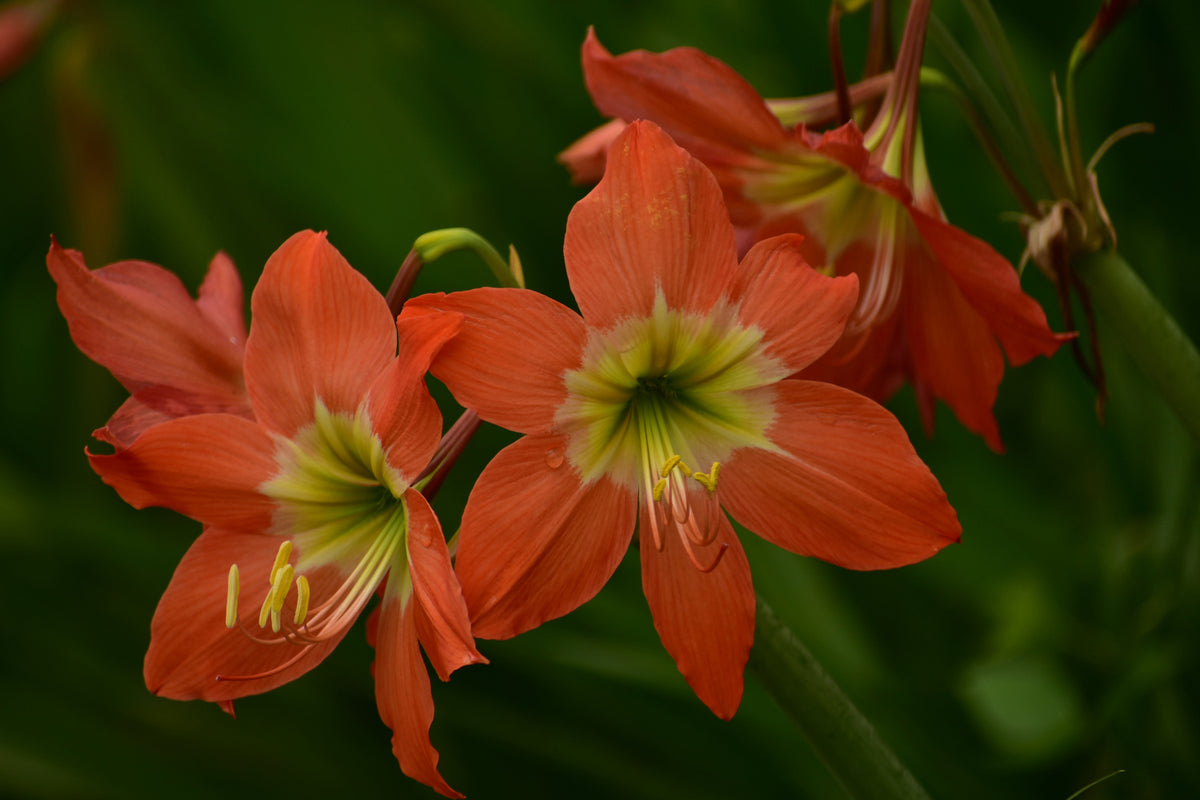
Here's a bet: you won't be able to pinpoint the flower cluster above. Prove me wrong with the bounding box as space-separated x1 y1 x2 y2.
48 5 1068 796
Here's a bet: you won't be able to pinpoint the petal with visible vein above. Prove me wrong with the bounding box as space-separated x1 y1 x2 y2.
901 248 1006 451
366 311 461 480
721 380 960 569
145 527 347 702
244 231 396 438
582 29 786 157
455 433 637 639
195 251 247 348
373 596 463 799
47 239 246 404
911 209 1067 366
640 509 754 720
565 120 738 330
88 413 277 532
403 289 586 435
403 489 485 682
732 234 860 374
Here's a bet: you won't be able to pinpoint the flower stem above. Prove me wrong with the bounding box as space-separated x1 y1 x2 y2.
1073 250 1200 449
747 597 932 800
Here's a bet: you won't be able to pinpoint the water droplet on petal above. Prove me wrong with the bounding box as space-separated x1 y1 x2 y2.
417 524 436 548
544 448 564 469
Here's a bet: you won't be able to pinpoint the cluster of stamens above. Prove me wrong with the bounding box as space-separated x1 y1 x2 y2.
645 454 727 573
224 540 312 636
652 455 720 501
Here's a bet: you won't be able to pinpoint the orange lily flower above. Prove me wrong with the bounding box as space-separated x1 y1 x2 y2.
577 9 1067 450
48 240 251 448
405 122 960 718
88 231 483 798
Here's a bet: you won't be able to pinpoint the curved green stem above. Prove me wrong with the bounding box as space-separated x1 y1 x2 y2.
748 597 932 800
413 227 522 288
1074 250 1200 448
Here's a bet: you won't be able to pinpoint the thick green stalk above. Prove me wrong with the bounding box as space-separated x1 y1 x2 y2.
748 597 932 800
1074 250 1200 448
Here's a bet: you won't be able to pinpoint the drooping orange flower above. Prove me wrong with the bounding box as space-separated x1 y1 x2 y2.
87 231 483 798
405 121 960 718
48 240 251 448
575 4 1067 450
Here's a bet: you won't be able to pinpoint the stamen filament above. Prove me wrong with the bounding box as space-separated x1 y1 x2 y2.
681 536 728 574
216 646 312 683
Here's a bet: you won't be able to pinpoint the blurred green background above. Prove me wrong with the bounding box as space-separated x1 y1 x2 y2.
3 0 1198 797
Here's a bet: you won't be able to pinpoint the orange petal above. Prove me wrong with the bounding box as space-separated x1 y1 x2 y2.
582 28 785 158
721 380 960 569
47 239 247 411
403 489 485 682
558 118 627 185
910 209 1067 366
88 414 276 532
732 234 860 374
195 251 247 348
372 597 464 798
403 289 586 435
145 527 347 703
801 310 908 404
565 120 738 330
244 231 396 438
455 433 637 639
94 393 175 449
366 311 461 481
640 509 754 720
901 248 1006 451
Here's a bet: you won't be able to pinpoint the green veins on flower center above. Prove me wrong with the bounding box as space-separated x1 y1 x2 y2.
558 290 781 493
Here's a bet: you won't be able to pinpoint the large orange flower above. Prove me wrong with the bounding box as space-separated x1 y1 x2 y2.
576 5 1067 450
406 122 960 718
88 231 483 798
48 240 251 447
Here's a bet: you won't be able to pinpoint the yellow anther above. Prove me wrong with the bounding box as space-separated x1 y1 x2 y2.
270 606 282 633
659 454 692 477
225 564 240 629
652 477 667 502
258 592 272 629
269 540 293 584
271 564 294 613
293 575 310 626
692 461 722 494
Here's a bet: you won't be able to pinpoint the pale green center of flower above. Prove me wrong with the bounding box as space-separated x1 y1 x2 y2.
557 293 780 570
744 149 913 336
220 400 410 679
